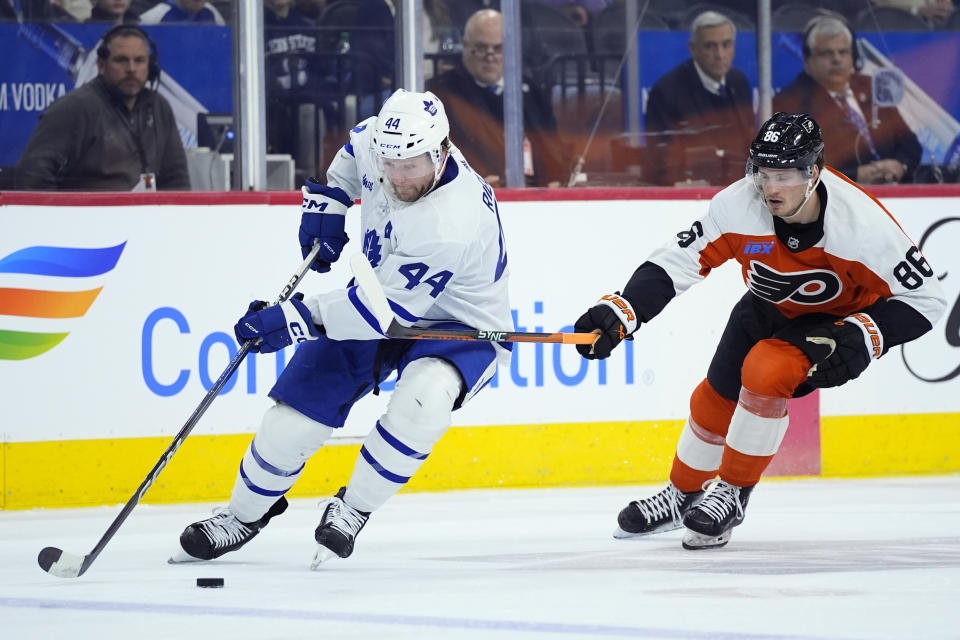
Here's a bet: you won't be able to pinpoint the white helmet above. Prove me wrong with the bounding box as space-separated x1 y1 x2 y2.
372 89 450 201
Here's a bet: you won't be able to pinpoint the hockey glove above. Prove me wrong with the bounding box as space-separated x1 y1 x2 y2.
234 293 320 353
800 313 883 388
299 178 351 273
573 293 639 360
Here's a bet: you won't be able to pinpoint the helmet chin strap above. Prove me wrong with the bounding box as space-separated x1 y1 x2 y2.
778 173 821 222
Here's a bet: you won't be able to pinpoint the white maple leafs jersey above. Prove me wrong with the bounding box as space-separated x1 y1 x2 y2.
625 167 946 350
302 118 513 362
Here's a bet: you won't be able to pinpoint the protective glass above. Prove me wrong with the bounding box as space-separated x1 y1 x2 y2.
750 167 811 190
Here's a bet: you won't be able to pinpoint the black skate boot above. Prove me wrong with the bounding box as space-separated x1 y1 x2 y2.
681 480 753 550
171 496 288 562
614 482 705 539
310 487 370 569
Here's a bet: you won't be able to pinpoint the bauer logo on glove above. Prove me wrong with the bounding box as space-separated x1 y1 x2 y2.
573 292 639 360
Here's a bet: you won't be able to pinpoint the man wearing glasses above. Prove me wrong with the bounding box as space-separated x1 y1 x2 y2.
426 9 567 187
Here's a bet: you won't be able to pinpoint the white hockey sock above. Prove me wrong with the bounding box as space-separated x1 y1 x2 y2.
344 358 460 512
345 420 435 512
229 438 303 524
229 404 334 523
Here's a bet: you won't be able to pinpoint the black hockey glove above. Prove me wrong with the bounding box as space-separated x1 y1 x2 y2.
799 313 883 388
574 293 639 360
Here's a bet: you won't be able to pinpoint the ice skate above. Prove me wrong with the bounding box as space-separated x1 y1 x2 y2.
170 496 288 563
614 482 704 539
681 480 753 550
310 487 370 569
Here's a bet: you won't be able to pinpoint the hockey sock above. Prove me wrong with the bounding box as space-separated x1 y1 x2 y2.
720 387 789 487
344 358 460 512
671 418 725 492
670 379 736 493
229 404 334 523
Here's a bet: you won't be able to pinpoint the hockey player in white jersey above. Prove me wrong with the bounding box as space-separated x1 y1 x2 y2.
171 89 512 567
574 112 946 550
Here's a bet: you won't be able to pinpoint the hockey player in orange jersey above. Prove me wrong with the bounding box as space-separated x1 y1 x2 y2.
574 112 947 550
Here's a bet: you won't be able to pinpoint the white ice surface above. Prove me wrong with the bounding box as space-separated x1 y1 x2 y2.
2 477 959 640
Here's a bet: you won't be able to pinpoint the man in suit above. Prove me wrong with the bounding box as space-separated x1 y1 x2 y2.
774 15 921 184
644 11 756 186
426 8 567 188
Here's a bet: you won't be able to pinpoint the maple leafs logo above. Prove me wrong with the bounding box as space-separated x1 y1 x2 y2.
362 229 383 267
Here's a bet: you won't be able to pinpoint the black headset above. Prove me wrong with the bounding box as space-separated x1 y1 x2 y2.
801 15 862 71
97 24 161 85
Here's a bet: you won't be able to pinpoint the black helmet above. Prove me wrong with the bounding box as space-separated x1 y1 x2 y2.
748 112 824 171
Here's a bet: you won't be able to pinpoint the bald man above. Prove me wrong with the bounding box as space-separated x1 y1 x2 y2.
426 9 568 188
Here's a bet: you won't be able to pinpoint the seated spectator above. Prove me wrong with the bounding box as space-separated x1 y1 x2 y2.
264 0 318 156
426 8 568 187
86 0 140 23
870 0 955 27
139 0 224 24
349 0 453 95
644 10 756 186
774 15 921 184
15 25 190 191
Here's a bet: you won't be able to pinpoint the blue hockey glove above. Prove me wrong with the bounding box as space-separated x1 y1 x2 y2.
573 293 639 360
299 178 351 273
234 293 320 353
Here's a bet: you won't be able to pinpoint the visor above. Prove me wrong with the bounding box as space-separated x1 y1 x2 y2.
376 153 436 182
751 166 812 189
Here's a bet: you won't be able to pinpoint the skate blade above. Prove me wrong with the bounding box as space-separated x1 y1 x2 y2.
681 529 731 550
168 547 205 564
612 521 683 539
309 544 337 570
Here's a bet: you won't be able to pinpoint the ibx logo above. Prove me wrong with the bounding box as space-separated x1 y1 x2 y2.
746 261 841 305
0 243 126 359
744 241 774 255
361 174 374 192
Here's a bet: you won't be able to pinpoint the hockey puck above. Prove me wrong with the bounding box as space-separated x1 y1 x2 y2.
196 577 224 588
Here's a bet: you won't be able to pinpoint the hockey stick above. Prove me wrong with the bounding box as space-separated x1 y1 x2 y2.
349 254 598 345
37 243 324 579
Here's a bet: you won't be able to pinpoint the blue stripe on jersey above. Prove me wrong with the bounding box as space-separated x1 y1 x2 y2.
389 299 419 323
359 446 410 483
251 440 304 477
239 463 289 497
343 142 355 157
493 199 508 282
348 285 385 335
376 421 428 459
433 154 460 191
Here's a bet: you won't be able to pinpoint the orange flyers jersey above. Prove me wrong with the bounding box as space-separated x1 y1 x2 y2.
641 167 946 332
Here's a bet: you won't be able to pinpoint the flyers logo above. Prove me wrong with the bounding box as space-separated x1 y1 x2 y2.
746 261 842 305
0 243 126 360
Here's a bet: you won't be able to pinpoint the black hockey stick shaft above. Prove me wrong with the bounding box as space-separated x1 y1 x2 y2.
37 243 323 578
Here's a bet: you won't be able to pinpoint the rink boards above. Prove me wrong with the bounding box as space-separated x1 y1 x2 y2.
0 187 957 509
